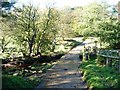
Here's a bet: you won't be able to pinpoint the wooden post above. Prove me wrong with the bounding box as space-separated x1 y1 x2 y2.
83 46 86 61
118 59 120 73
118 51 120 73
106 51 109 67
106 58 109 67
118 1 120 21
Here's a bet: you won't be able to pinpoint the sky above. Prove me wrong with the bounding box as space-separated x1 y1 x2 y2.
10 0 120 8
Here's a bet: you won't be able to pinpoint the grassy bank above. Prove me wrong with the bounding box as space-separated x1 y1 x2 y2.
2 62 53 89
2 75 40 90
79 58 120 89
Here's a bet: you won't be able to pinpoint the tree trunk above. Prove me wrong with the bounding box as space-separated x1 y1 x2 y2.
28 41 33 57
37 42 41 54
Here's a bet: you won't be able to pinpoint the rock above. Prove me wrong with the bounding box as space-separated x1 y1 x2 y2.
13 73 19 76
32 71 37 74
38 70 42 73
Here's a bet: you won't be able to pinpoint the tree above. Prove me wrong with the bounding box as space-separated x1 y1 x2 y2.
73 2 109 37
13 4 40 57
98 18 120 49
12 4 60 56
39 6 60 53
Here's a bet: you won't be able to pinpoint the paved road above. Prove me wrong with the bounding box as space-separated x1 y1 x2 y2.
34 39 96 89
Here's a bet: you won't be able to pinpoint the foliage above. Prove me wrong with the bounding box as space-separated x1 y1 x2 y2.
3 62 53 76
2 62 53 89
2 75 38 89
71 2 119 49
39 6 60 53
0 9 17 54
80 58 120 89
58 7 77 39
98 19 120 49
11 4 61 56
12 4 41 57
0 36 10 53
1 1 119 56
72 2 109 37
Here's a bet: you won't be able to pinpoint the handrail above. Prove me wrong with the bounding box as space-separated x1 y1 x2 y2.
97 50 120 72
98 50 120 59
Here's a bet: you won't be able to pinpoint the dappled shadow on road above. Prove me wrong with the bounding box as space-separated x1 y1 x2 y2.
44 68 87 88
34 40 94 89
40 53 87 88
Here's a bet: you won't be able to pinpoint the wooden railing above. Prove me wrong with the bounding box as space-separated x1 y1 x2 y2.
97 50 120 72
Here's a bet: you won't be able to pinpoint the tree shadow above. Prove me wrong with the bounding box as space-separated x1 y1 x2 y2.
36 53 87 89
64 39 82 49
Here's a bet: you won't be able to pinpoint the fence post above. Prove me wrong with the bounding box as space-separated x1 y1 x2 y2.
109 58 112 67
83 46 86 61
106 58 109 67
118 51 120 73
118 59 120 73
106 51 109 67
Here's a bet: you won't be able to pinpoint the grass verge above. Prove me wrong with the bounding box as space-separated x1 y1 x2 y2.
79 58 120 89
2 74 40 90
2 62 52 89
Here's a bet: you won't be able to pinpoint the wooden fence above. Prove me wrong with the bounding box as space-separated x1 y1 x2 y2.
97 50 120 72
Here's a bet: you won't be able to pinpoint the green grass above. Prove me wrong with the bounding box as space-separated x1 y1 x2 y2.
2 62 52 89
79 58 120 89
2 75 39 90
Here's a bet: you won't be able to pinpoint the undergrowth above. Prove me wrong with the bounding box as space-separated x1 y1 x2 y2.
80 58 120 89
2 75 40 90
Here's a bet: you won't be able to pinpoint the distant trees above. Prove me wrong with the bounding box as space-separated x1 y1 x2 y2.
70 2 119 49
0 12 13 53
72 2 109 37
0 0 17 53
1 1 119 57
58 7 76 39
